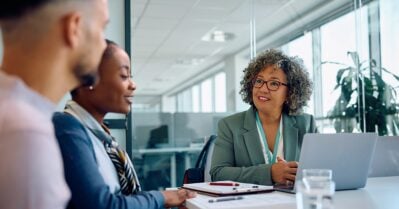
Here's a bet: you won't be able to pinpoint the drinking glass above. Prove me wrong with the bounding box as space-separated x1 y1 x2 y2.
296 169 335 209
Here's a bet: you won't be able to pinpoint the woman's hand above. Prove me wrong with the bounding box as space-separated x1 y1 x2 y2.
162 189 196 208
271 157 298 184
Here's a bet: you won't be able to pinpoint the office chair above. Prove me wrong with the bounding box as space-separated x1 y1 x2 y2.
183 135 217 184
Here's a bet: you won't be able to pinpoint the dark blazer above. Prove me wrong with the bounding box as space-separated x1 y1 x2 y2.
52 112 165 209
210 106 318 185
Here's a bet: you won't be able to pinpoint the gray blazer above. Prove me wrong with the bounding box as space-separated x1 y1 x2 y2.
210 106 318 185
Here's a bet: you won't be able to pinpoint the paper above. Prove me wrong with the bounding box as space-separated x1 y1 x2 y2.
182 181 274 196
186 192 296 209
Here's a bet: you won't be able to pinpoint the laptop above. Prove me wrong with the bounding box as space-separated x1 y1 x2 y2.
368 136 399 177
274 133 377 193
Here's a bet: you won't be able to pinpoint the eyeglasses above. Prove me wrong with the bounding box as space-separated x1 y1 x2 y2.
253 78 288 91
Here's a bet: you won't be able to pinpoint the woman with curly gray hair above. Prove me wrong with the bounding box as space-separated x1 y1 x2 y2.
210 49 318 186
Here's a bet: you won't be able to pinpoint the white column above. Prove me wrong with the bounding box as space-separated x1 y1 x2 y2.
225 54 250 112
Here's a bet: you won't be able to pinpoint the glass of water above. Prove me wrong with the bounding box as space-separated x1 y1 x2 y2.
296 169 335 209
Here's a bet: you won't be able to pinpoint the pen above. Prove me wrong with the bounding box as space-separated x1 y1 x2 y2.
209 182 240 186
208 196 244 203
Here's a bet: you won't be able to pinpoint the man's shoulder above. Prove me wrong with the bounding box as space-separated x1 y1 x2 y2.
0 97 53 134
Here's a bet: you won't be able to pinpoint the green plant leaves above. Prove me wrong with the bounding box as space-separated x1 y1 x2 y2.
325 51 398 135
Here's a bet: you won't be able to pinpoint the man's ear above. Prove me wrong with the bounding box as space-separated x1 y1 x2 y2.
61 12 82 48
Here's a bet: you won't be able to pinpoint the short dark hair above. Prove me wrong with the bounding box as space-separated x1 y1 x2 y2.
70 39 119 98
240 49 313 115
0 0 53 19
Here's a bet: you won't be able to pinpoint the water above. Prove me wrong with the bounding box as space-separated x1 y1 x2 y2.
296 188 334 209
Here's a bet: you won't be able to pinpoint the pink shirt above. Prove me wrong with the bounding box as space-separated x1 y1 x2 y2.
0 71 70 209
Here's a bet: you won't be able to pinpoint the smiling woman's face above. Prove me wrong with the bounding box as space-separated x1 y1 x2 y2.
89 46 136 114
252 65 288 115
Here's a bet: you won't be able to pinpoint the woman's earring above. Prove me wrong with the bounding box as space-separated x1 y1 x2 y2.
89 86 94 90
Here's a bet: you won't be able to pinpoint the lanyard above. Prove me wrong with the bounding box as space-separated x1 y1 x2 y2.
255 111 282 164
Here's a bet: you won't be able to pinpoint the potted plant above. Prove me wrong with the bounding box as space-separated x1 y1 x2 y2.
326 51 399 135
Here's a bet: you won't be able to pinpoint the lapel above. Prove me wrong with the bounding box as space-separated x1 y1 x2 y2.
242 107 266 164
282 114 299 161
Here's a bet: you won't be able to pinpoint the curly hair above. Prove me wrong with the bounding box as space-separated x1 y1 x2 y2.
239 49 313 115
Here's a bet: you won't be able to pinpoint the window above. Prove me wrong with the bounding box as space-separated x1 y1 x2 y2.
201 79 213 112
380 0 399 135
177 93 184 112
175 71 226 113
319 7 369 133
214 72 226 112
281 33 314 114
380 0 399 101
192 85 200 112
177 89 192 112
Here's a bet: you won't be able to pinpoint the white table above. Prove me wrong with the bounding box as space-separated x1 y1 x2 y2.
133 146 203 187
334 176 399 209
186 176 399 209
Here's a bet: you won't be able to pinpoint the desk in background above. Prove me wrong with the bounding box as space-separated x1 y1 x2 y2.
133 146 203 188
186 176 399 209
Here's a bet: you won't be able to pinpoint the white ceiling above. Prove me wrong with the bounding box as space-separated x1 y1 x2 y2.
131 0 350 97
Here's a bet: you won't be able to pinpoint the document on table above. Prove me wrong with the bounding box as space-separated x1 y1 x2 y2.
185 193 296 209
182 181 274 196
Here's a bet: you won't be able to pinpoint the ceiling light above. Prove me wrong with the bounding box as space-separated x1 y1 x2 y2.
175 58 204 66
201 30 235 42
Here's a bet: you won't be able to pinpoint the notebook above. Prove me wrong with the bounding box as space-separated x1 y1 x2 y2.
274 133 377 193
182 181 274 196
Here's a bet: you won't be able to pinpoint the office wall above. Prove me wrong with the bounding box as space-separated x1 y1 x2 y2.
131 112 231 148
173 112 231 146
105 0 125 48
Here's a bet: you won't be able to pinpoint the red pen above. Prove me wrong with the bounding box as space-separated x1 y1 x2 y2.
209 182 240 186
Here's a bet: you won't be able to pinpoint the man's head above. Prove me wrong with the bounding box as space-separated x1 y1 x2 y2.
0 0 109 98
0 0 54 20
